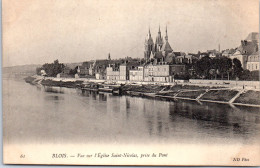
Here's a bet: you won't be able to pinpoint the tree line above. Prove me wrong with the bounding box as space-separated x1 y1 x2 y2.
36 58 258 81
189 56 257 80
36 60 65 77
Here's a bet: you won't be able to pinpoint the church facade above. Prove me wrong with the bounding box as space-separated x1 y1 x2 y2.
144 26 175 64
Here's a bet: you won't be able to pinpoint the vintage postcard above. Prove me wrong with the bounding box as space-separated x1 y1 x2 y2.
2 0 260 166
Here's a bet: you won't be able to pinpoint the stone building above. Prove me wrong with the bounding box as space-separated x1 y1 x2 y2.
247 51 259 71
143 63 186 82
230 32 259 69
129 66 144 81
106 66 120 81
119 64 128 81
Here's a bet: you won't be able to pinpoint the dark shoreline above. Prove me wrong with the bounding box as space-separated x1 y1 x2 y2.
24 76 260 107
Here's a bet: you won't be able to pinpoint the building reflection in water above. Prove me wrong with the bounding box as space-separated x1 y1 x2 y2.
124 96 260 143
168 100 260 139
44 86 64 94
81 90 90 97
91 91 97 100
42 87 260 143
98 93 107 102
5 78 260 144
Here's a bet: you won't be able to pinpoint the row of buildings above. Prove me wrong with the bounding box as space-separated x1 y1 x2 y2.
107 62 185 82
59 28 259 82
222 32 259 71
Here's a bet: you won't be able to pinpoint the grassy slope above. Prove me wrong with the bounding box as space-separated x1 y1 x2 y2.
234 91 260 105
177 90 206 99
201 90 238 102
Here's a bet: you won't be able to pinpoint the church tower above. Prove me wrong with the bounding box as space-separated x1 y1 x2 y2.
155 25 164 52
144 28 154 61
161 26 173 56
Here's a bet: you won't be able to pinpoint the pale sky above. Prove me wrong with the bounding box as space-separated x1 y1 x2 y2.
2 0 259 67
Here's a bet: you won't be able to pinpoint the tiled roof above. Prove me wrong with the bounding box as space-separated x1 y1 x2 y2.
249 51 259 56
237 41 258 56
161 41 173 53
245 32 259 42
154 51 164 59
173 52 185 56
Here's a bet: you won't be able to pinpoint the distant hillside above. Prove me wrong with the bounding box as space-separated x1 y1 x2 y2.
2 64 41 75
2 62 84 78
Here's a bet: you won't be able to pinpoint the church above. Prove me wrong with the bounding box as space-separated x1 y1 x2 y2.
144 26 176 64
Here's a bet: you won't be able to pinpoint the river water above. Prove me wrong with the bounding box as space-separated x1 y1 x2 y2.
3 78 260 145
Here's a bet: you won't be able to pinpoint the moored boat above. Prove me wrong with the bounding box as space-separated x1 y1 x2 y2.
81 82 99 92
98 85 114 93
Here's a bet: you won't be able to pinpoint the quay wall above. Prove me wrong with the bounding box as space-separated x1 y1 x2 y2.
189 79 260 89
31 75 260 90
25 75 260 106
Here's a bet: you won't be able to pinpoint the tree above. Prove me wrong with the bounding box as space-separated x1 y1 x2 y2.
218 57 232 80
36 67 42 75
69 67 78 75
41 59 65 77
249 70 260 81
239 70 251 80
194 56 211 79
232 58 243 79
210 58 221 79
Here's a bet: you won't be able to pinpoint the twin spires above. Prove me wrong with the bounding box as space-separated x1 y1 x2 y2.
144 25 173 61
144 25 170 46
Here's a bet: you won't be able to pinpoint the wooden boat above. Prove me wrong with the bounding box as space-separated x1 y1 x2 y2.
98 84 122 95
112 86 122 95
98 85 114 93
81 83 99 92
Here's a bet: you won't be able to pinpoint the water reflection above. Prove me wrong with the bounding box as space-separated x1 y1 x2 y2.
81 90 90 97
168 100 260 140
44 86 64 94
99 93 107 101
45 95 64 101
3 79 260 145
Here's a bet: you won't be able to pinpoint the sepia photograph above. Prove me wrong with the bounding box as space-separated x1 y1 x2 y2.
2 0 260 166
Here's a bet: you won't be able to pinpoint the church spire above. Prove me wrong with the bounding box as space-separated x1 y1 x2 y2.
165 25 168 41
155 25 163 52
144 27 154 61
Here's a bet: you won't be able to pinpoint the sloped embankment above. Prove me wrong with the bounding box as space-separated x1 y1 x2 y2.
176 90 206 99
41 79 83 88
121 85 165 94
24 76 36 84
200 90 238 102
234 90 260 105
24 76 260 106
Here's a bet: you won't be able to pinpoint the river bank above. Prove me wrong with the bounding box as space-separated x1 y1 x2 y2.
24 75 260 107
